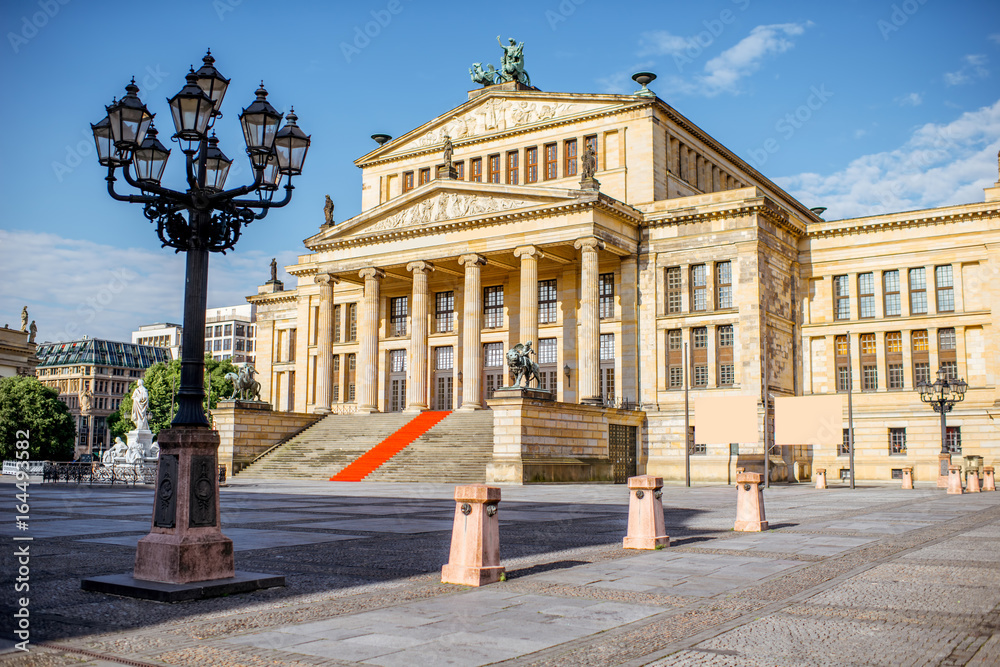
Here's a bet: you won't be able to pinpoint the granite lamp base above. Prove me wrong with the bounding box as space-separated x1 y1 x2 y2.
441 563 505 587
82 571 283 603
134 532 235 584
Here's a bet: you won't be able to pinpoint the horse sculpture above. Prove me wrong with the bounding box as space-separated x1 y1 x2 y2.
506 342 540 389
225 365 261 401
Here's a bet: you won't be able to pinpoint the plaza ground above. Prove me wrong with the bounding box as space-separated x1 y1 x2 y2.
0 476 998 666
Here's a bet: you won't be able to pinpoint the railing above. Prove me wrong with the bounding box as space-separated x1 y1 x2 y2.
601 395 642 411
41 462 157 486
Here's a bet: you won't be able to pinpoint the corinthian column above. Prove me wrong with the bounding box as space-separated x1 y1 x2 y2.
514 246 542 348
575 237 604 404
313 273 337 413
406 261 434 412
459 254 487 410
357 267 384 414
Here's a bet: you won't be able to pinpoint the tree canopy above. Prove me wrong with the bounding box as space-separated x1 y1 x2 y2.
0 375 76 461
109 356 237 439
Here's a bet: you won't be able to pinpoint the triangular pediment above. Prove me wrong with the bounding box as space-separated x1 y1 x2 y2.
357 90 647 165
305 181 584 247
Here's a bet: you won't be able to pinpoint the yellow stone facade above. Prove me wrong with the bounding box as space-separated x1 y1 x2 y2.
249 81 1000 483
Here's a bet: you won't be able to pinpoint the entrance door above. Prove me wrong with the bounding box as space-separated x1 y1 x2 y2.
483 342 504 405
388 349 406 412
434 346 454 410
609 423 637 484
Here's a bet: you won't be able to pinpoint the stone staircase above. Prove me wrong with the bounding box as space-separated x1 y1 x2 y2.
235 411 494 482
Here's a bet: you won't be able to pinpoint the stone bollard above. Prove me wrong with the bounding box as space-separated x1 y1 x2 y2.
734 471 768 532
441 484 504 586
623 475 669 550
814 468 827 490
967 469 982 493
946 465 964 495
901 467 914 490
984 467 996 492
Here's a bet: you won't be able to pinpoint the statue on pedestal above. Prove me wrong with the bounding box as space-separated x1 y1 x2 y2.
269 257 278 282
131 379 149 431
506 342 540 388
28 321 36 343
324 195 335 225
20 306 28 332
225 365 261 401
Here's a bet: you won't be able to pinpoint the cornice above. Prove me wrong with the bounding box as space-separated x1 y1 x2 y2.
247 291 299 305
806 204 1000 239
645 197 803 237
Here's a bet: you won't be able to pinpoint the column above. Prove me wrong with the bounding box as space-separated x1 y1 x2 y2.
406 261 433 412
357 267 384 414
926 264 937 314
313 273 336 413
514 246 542 347
459 254 487 410
874 270 885 318
576 237 604 403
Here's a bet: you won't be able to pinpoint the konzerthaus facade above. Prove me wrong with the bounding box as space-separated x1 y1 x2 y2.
249 78 1000 483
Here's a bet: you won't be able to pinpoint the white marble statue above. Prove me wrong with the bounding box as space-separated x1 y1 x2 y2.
102 437 128 465
131 379 149 431
125 439 144 464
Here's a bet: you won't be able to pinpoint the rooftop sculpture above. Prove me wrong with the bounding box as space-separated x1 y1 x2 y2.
469 37 530 87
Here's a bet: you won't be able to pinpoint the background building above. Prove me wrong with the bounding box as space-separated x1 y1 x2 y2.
204 304 257 365
247 77 999 483
131 322 182 359
0 325 37 378
35 338 171 458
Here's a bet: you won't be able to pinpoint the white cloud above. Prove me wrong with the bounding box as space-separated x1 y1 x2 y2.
854 129 867 139
635 23 811 97
0 230 299 344
989 33 1000 45
896 92 923 107
944 54 989 86
774 99 1000 220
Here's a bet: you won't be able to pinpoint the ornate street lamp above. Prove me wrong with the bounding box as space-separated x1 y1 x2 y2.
92 51 309 428
917 366 968 456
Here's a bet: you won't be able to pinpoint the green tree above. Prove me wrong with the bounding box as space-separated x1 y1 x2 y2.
0 376 76 460
117 356 237 435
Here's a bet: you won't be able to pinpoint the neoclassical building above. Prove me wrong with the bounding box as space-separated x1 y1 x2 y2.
249 77 1000 483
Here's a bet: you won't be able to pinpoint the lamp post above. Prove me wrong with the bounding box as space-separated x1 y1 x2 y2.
917 366 967 484
83 51 309 597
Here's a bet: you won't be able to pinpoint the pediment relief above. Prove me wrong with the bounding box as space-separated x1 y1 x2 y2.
366 191 541 233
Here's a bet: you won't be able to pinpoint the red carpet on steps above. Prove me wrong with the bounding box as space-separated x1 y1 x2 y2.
329 411 452 481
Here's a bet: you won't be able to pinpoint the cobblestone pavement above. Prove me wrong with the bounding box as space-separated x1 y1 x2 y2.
0 477 997 666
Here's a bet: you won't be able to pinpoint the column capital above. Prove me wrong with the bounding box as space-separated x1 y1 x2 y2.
406 260 435 274
314 273 339 287
513 245 544 260
359 267 385 281
458 254 487 268
574 237 605 253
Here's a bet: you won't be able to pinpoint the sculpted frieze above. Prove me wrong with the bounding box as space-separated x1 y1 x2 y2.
367 193 530 233
412 99 584 147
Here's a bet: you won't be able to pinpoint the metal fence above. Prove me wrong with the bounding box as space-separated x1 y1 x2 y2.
41 462 157 486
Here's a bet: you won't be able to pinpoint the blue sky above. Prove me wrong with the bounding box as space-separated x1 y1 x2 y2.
1 0 998 343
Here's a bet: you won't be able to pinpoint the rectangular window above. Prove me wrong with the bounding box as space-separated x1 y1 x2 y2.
435 346 453 370
858 273 875 319
484 342 504 367
889 428 906 455
935 265 954 312
402 171 414 192
332 355 340 402
691 265 707 312
888 364 904 389
719 364 734 386
945 426 961 454
862 365 877 391
235 324 245 337
564 138 578 177
914 362 930 386
840 429 851 456
484 286 504 328
668 329 682 351
718 324 734 348
224 324 232 336
940 360 957 380
538 338 558 364
390 296 408 337
214 325 222 337
525 147 538 183
418 167 431 185
860 332 876 391
435 291 454 333
348 303 358 341
693 365 708 386
584 135 597 170
938 327 956 351
470 158 482 182
884 270 901 317
599 273 614 319
912 329 928 351
666 267 682 313
693 327 708 349
455 161 465 180
909 268 927 314
213 339 221 351
544 143 557 179
538 279 558 324
390 349 406 373
223 338 231 351
487 154 501 183
716 261 732 309
333 304 341 343
834 275 850 320
886 331 902 354
835 334 850 392
204 340 211 352
506 150 519 185
668 329 683 389
205 326 212 338
860 332 876 355
600 333 615 360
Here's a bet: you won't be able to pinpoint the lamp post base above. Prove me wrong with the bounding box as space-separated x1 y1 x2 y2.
937 452 951 488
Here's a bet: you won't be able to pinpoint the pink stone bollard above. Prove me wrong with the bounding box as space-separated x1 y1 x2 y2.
901 467 914 490
133 426 235 584
946 465 964 495
984 467 996 492
967 469 982 493
734 471 768 532
623 475 669 550
814 468 827 490
441 485 504 586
